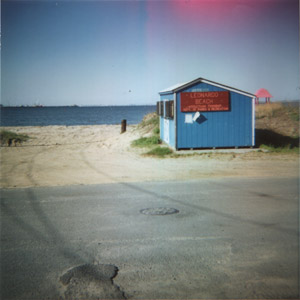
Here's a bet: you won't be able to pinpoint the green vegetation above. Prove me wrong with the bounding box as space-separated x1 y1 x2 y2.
286 106 300 121
132 112 173 157
144 146 173 157
152 127 160 136
255 128 299 150
259 144 299 154
0 130 29 146
131 136 161 147
289 112 300 122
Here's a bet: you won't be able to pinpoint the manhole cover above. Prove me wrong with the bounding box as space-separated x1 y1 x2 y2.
140 207 179 215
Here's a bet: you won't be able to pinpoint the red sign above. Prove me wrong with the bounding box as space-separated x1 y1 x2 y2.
181 91 229 112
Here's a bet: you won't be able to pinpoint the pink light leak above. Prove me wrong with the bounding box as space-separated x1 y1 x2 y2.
169 0 234 29
168 0 270 33
145 0 271 44
144 0 281 77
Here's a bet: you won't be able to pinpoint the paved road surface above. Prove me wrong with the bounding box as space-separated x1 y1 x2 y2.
1 177 299 299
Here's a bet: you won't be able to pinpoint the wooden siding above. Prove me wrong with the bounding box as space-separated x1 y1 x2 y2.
176 82 253 149
159 93 176 148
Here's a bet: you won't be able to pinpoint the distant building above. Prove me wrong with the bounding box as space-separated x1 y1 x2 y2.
157 77 256 150
255 88 273 104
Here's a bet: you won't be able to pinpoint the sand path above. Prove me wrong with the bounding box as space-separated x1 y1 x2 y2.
0 125 298 188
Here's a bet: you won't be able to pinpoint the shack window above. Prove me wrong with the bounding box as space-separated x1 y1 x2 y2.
160 101 164 116
157 101 164 116
165 100 174 119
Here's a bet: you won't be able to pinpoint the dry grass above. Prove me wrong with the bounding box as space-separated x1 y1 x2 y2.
255 101 299 138
137 112 159 132
255 102 283 119
255 102 299 152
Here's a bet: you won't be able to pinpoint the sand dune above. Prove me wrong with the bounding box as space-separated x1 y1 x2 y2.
0 125 298 188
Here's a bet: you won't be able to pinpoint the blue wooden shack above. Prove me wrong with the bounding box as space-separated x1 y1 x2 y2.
157 77 256 150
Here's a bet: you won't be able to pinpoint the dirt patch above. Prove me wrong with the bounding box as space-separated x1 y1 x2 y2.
60 264 126 299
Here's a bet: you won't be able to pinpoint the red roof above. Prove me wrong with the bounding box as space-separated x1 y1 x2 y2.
255 88 273 98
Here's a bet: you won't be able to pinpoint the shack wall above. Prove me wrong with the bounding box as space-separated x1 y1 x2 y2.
159 93 176 148
176 82 253 149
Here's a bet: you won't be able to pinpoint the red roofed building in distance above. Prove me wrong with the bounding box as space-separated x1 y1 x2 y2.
255 88 273 104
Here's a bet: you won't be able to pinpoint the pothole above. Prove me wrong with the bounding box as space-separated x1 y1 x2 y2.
60 264 126 299
140 207 179 215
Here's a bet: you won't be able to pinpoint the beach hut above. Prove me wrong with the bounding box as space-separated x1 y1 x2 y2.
157 77 256 150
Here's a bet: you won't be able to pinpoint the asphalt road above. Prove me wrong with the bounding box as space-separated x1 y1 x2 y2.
1 177 299 299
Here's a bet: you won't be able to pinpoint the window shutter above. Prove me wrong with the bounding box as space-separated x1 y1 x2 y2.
165 101 170 118
160 101 164 116
169 100 174 118
165 100 174 119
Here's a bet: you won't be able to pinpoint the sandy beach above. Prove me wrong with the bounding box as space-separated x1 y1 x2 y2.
0 125 298 189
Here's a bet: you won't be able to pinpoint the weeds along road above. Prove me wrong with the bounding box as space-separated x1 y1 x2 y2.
0 176 299 299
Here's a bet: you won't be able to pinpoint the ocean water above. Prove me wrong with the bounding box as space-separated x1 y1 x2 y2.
0 105 156 127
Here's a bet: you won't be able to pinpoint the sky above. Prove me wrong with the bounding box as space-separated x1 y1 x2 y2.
1 0 299 106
